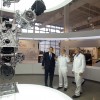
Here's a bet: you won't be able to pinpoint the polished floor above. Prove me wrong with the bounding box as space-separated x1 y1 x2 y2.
0 75 100 100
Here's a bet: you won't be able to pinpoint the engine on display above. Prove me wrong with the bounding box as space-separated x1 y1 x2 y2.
0 0 46 79
15 0 46 29
2 0 46 29
0 18 24 79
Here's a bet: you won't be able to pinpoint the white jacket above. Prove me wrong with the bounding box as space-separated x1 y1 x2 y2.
72 53 86 73
57 55 70 71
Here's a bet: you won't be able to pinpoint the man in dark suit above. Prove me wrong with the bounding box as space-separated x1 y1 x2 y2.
42 47 56 88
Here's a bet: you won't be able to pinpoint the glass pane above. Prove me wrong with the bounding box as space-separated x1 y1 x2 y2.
45 28 49 32
51 25 56 28
44 48 49 52
40 41 46 44
51 29 55 32
45 41 50 44
45 31 49 33
45 45 50 48
30 27 34 29
46 25 51 27
56 41 60 45
35 23 40 26
50 45 55 48
22 29 27 33
61 27 64 29
35 27 39 30
56 50 60 56
41 28 45 31
56 26 61 29
50 40 56 42
50 43 55 45
40 30 44 33
56 30 60 33
35 30 39 33
39 46 45 50
55 46 60 48
28 30 33 33
39 48 44 52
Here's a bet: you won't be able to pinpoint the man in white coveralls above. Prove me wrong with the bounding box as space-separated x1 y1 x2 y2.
57 49 70 91
72 47 86 98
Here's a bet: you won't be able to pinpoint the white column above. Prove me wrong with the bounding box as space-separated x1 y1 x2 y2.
64 5 70 54
64 4 70 33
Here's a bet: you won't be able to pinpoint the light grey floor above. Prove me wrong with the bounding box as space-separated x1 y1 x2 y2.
0 75 100 100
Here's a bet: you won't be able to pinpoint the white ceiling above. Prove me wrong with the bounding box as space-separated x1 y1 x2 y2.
0 0 72 12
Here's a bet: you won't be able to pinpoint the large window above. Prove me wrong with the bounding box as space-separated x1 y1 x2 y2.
21 23 64 34
39 40 60 56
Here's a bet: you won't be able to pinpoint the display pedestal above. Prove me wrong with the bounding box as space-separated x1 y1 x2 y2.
0 82 18 96
0 84 73 100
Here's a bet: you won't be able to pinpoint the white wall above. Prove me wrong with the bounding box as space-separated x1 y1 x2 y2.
15 63 100 82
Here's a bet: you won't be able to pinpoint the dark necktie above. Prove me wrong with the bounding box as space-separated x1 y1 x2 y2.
49 53 52 59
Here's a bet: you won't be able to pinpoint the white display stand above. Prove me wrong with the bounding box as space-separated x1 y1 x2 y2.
15 63 100 82
0 84 73 100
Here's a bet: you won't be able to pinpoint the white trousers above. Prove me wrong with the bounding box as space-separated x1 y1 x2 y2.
73 78 85 84
74 73 82 96
58 68 68 88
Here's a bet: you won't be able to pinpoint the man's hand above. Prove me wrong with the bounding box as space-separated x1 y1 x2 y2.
55 56 57 60
79 73 83 76
72 71 74 74
42 66 45 69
